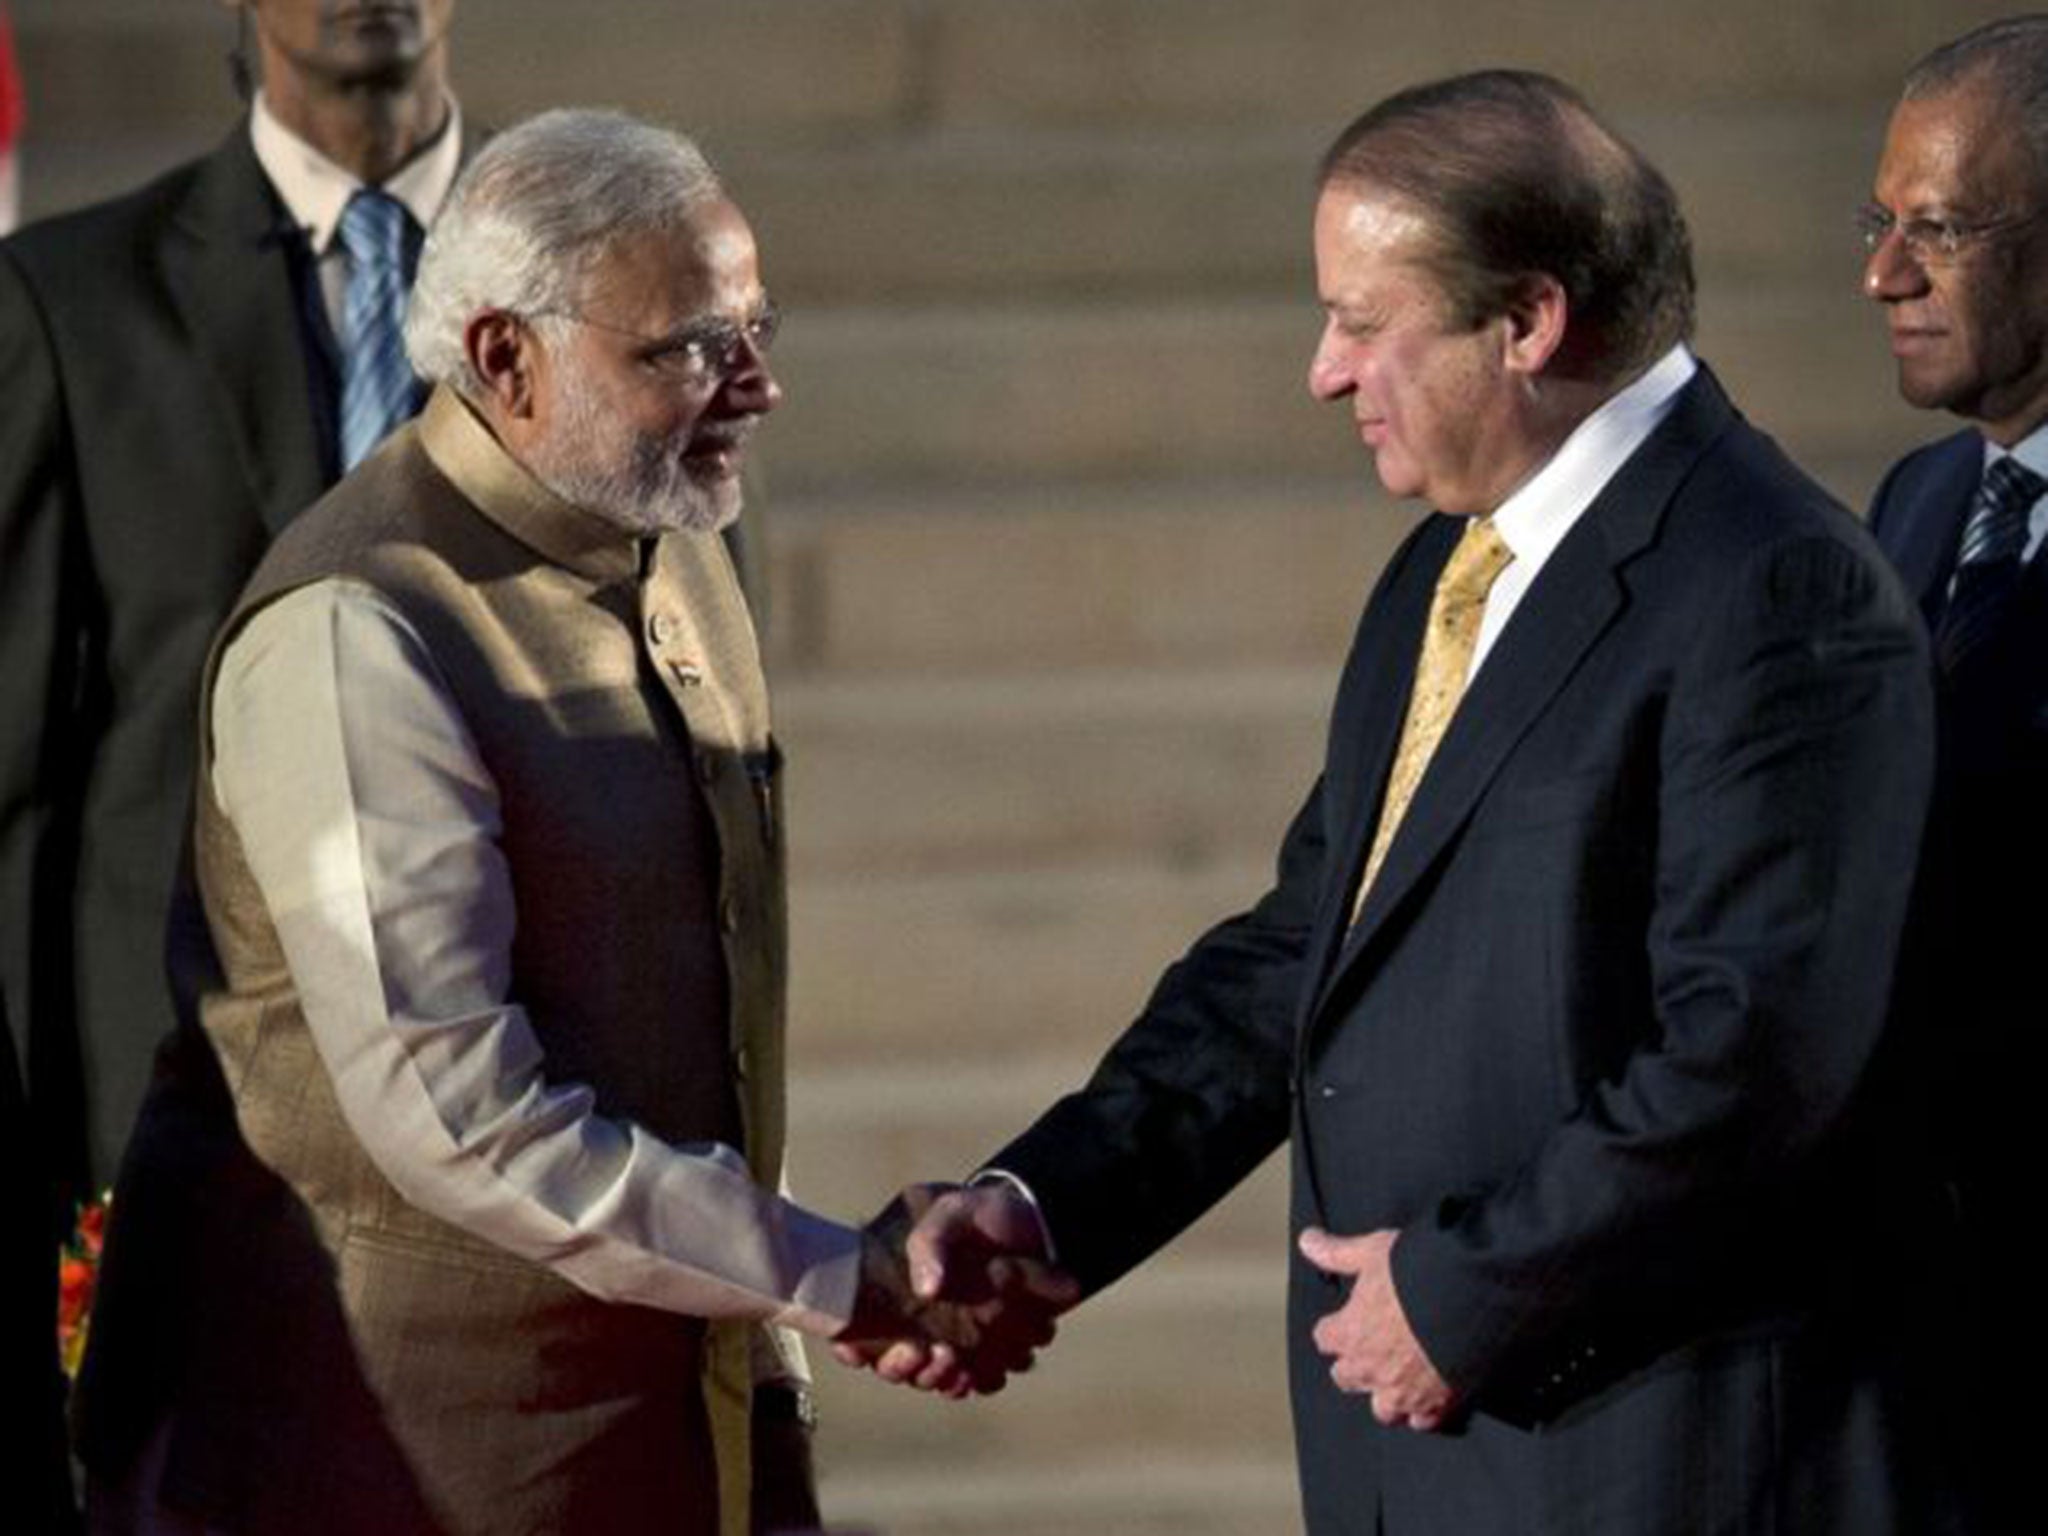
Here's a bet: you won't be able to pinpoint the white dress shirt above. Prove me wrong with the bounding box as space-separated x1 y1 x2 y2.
1978 422 2048 565
249 89 464 334
210 581 863 1341
1471 344 1699 673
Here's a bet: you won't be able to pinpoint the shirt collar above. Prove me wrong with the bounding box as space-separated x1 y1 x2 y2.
1491 344 1698 565
249 91 464 253
1983 421 2048 483
416 386 646 585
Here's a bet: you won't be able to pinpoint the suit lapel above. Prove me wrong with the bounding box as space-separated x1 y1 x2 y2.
1890 438 1979 627
1296 513 1458 1003
1313 369 1739 1018
160 127 328 536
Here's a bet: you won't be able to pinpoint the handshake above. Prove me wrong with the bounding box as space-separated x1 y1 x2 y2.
831 1182 1082 1397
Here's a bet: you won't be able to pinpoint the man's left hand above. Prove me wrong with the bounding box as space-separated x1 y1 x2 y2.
1298 1226 1456 1432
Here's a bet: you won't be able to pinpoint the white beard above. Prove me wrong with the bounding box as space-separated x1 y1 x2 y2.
527 368 743 536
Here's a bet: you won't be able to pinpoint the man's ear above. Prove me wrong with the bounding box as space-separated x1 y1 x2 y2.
466 311 538 418
222 0 257 100
1500 272 1569 379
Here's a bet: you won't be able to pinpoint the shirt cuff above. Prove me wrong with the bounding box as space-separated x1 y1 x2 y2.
968 1168 1059 1266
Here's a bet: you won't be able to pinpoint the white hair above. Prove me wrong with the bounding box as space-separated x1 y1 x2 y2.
403 108 725 394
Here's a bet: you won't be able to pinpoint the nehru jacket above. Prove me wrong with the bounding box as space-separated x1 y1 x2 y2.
78 389 814 1536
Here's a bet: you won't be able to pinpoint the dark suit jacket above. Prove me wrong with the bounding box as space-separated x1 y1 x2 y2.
998 371 1971 1534
2 1002 79 1535
0 125 334 1207
1869 432 2045 1053
1870 429 2040 1536
1866 428 2043 1015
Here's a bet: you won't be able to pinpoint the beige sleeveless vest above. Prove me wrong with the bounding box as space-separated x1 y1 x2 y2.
182 389 792 1535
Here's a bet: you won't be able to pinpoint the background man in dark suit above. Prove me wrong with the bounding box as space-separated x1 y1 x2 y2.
1862 17 2048 1530
3 1003 76 1535
0 0 462 1226
858 70 1968 1533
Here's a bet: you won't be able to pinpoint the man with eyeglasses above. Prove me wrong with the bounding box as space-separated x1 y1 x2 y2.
1862 17 2048 1529
71 109 1070 1536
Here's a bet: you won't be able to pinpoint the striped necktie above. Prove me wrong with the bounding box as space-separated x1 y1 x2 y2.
1937 454 2045 673
1353 515 1514 917
336 188 418 470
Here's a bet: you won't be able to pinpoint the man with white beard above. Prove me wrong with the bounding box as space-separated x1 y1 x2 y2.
74 108 1066 1536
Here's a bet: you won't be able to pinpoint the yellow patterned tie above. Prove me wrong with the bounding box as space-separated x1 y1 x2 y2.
1353 516 1514 918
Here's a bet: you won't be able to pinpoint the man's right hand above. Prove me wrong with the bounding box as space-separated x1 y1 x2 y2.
832 1182 1078 1397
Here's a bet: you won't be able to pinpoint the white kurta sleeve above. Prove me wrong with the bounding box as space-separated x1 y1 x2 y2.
210 579 862 1337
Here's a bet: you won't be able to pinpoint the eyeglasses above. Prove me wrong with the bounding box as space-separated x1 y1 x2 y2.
536 297 781 384
1855 203 2047 264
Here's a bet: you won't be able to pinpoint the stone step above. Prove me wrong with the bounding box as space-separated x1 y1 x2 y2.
788 858 1284 1067
1705 293 1937 511
16 1 1997 153
728 102 1889 305
9 3 1976 289
761 480 1398 674
810 1252 1296 1534
13 104 1887 299
787 1056 1291 1256
815 1456 1298 1536
5 11 1955 519
880 0 2005 131
754 283 1925 500
779 668 1331 873
757 406 1913 684
729 127 1319 309
756 294 1346 492
7 0 915 155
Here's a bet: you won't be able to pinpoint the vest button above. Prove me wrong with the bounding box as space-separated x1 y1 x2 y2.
649 611 677 647
719 895 740 935
732 1045 752 1082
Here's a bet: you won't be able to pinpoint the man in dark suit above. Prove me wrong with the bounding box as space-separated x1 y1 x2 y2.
1862 18 2048 1531
3 1004 77 1536
857 71 1967 1533
0 0 462 1223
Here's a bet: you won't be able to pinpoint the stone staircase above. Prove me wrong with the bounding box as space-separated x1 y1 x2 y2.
9 2 2008 1530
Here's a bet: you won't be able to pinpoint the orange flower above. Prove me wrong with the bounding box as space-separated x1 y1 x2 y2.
57 1257 90 1323
56 1191 112 1382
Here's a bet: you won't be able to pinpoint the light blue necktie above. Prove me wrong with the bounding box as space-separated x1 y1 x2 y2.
336 189 418 470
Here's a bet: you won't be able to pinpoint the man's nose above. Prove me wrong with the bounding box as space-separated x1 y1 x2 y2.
725 340 782 413
1863 228 1930 303
1308 330 1353 401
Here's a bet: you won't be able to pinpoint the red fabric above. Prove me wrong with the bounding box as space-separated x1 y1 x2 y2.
0 9 24 151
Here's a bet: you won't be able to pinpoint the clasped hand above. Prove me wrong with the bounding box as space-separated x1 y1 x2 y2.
1298 1226 1457 1432
833 1183 1079 1397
